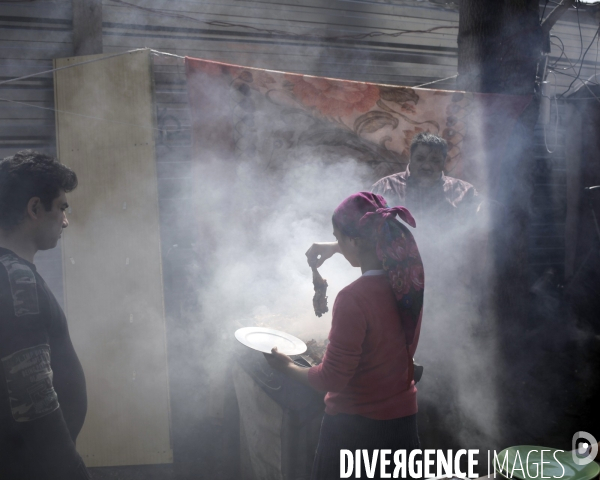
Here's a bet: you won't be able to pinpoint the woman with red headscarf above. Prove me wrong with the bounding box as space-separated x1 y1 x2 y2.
264 192 424 480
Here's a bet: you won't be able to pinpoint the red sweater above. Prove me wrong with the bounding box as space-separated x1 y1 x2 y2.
307 273 421 420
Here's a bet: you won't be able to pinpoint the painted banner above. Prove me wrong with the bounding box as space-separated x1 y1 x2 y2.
186 57 532 194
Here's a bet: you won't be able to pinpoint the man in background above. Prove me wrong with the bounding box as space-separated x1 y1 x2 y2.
371 132 480 223
306 132 481 266
0 150 90 479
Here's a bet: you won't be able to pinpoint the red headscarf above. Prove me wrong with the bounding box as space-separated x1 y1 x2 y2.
332 192 424 349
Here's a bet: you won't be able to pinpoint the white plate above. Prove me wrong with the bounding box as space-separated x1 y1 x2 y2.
235 327 307 355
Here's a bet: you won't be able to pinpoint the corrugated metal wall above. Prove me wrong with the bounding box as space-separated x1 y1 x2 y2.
530 104 567 281
546 7 600 95
0 0 72 158
0 0 73 305
103 0 459 86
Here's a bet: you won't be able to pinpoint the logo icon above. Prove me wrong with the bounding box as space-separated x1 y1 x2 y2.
572 432 598 466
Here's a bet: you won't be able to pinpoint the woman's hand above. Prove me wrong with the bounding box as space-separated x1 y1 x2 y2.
263 347 293 372
305 242 340 268
263 347 312 388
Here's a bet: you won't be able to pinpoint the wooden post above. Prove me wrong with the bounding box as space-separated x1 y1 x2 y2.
72 0 103 56
457 0 544 449
457 0 542 94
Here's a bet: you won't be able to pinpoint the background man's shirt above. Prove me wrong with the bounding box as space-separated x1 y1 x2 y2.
371 170 480 223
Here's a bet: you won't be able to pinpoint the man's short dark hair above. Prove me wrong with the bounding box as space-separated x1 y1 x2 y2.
410 132 448 159
0 150 77 230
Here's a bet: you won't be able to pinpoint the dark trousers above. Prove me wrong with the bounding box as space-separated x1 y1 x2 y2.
311 413 420 480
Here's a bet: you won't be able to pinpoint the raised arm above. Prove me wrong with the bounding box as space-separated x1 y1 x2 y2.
305 241 340 268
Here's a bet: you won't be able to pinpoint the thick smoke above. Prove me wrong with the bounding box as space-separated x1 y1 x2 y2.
179 69 505 467
192 150 374 341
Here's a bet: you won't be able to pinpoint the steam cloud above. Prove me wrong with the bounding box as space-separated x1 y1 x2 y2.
182 98 502 464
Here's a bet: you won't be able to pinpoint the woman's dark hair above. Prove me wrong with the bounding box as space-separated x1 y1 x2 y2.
409 132 448 159
0 150 78 230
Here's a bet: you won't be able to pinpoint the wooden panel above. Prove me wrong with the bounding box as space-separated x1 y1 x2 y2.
54 49 172 467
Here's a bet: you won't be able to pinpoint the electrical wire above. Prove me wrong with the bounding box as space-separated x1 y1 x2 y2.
550 34 598 79
575 3 584 65
0 49 194 132
0 96 174 132
595 30 599 82
563 96 600 99
549 35 567 69
572 73 600 103
548 67 600 103
550 67 600 85
547 35 600 102
543 71 559 154
0 47 459 118
107 0 458 42
541 0 550 23
414 74 457 88
0 48 148 87
550 37 583 76
561 26 600 97
0 47 462 156
150 50 185 60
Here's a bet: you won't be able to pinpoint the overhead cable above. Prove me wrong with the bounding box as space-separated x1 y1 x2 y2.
0 48 148 87
561 26 600 97
414 74 458 88
107 0 458 42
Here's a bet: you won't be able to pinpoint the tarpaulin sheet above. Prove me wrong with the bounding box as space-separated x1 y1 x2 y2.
185 57 532 194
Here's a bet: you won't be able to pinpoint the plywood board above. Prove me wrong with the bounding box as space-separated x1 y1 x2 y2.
54 49 172 467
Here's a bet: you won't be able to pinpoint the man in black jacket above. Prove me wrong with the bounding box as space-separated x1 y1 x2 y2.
0 150 90 479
